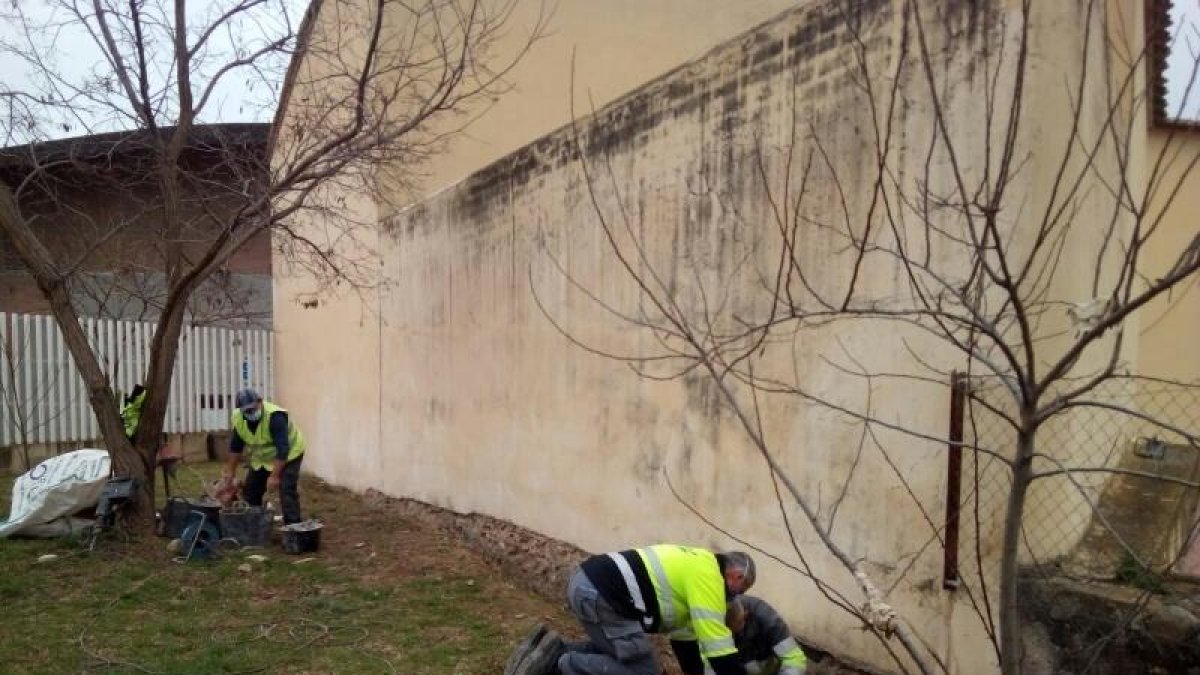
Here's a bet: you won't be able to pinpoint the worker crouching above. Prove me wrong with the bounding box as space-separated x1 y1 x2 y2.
223 388 307 524
559 544 756 675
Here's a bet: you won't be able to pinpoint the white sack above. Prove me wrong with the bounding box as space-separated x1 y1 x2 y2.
0 449 111 538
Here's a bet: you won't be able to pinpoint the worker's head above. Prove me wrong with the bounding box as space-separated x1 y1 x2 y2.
235 388 263 421
725 597 747 634
718 551 756 596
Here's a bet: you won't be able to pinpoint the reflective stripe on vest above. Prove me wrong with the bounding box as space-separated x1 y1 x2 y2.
700 635 735 653
641 546 677 629
774 637 799 657
608 552 652 627
690 607 725 623
775 635 808 673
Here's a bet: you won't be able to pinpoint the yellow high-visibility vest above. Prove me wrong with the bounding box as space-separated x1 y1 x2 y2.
231 401 305 470
121 390 146 438
636 545 737 660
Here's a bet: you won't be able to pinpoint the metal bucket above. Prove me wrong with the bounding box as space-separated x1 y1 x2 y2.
280 520 322 554
220 505 273 547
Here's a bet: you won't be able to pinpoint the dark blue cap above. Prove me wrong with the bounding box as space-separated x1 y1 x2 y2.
234 388 261 411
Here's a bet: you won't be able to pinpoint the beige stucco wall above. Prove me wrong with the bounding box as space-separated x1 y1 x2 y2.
270 0 386 493
272 0 1198 673
407 0 802 198
1139 128 1200 385
273 0 800 491
364 2 1007 667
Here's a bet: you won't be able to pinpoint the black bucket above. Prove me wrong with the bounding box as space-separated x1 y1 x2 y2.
220 506 273 547
280 520 322 554
159 497 222 539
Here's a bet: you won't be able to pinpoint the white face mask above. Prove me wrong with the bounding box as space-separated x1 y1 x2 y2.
243 408 262 422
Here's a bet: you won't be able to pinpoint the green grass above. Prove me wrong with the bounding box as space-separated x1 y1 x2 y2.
0 461 566 674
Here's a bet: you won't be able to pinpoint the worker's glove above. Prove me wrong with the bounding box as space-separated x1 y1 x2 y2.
213 476 241 506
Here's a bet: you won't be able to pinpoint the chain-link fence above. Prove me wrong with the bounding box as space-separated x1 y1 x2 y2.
962 376 1200 580
944 375 1200 671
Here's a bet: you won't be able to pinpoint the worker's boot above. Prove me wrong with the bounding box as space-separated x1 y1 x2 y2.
504 623 546 674
504 623 567 675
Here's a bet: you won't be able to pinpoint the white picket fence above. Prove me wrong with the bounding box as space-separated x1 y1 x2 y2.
0 312 272 447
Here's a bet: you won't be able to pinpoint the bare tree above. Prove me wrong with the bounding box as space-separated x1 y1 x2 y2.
541 1 1200 673
0 0 549 520
66 262 272 328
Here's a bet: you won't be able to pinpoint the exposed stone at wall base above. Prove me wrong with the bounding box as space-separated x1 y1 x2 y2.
362 489 878 675
363 488 587 601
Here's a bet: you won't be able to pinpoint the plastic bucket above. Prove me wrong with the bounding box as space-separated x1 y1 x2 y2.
159 497 221 539
280 521 322 554
220 506 273 547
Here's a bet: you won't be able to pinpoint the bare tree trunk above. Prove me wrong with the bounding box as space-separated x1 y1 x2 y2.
998 428 1035 675
129 298 190 519
116 114 193 519
0 186 134 477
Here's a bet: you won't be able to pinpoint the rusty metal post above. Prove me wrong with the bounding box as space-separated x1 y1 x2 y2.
943 371 967 589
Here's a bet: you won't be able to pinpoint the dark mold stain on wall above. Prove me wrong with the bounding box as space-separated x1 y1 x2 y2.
390 0 909 231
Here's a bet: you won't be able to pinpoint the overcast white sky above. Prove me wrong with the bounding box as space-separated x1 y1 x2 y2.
0 0 306 143
1166 0 1200 120
3 0 1200 143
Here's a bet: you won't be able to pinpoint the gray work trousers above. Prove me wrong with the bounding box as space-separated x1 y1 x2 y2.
559 567 660 675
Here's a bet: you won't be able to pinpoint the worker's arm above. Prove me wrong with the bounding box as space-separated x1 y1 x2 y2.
671 634 745 675
267 457 287 489
775 641 807 675
223 433 244 478
268 411 290 461
746 599 807 675
705 653 745 675
266 411 291 489
670 635 704 675
686 570 745 675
